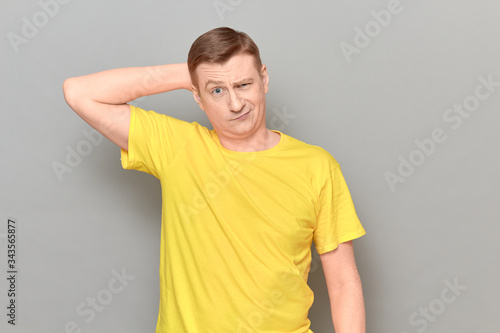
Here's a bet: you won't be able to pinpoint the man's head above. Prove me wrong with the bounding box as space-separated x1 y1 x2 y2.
187 27 263 90
187 27 270 144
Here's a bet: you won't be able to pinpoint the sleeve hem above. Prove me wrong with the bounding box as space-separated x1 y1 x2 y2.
315 228 366 254
120 104 135 170
120 148 129 169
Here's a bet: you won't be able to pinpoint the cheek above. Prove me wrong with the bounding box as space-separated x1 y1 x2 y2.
250 90 265 106
199 96 215 111
203 101 225 119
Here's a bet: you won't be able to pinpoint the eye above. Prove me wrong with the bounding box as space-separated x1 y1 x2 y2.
212 87 223 95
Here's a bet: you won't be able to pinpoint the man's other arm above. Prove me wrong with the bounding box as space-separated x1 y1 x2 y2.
320 240 366 333
62 63 192 150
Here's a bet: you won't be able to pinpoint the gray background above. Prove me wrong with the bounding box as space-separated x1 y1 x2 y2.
1 0 499 332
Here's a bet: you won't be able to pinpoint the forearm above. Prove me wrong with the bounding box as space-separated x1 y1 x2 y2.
63 63 192 105
330 279 366 333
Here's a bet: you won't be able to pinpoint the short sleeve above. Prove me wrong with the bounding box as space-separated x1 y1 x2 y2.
313 165 366 254
120 105 195 178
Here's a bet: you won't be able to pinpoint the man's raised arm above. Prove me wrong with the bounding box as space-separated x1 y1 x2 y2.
62 63 192 151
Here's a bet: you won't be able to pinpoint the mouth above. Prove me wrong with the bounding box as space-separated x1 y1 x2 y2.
231 110 251 121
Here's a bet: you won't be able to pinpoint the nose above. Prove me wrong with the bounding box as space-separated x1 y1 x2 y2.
227 89 244 112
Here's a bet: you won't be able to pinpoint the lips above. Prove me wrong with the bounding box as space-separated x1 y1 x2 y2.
231 110 250 121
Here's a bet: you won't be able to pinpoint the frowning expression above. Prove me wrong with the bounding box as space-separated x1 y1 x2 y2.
192 53 269 141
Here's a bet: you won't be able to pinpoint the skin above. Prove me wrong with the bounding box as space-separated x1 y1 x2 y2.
320 241 366 332
63 52 365 332
191 53 281 152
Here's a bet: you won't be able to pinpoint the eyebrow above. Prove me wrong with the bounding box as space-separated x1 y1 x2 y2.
205 78 254 90
205 80 223 90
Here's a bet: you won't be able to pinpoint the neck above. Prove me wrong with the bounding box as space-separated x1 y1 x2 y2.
217 128 281 152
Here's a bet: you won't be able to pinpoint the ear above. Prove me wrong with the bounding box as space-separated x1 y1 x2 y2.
192 85 205 111
261 64 269 94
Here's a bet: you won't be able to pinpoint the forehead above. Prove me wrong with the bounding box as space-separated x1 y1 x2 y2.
195 53 260 85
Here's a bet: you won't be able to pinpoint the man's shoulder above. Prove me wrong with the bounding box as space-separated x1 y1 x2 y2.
281 132 340 171
131 104 207 131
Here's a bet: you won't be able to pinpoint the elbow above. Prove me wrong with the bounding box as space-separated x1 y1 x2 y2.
62 77 74 96
62 77 77 107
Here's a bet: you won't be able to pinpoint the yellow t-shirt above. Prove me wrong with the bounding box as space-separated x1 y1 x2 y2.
121 105 366 333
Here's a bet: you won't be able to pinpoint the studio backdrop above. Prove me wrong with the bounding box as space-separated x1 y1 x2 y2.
1 0 499 332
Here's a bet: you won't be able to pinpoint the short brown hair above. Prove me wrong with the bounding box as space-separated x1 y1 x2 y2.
187 27 263 89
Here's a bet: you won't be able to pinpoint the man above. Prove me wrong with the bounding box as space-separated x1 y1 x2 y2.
63 27 366 333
